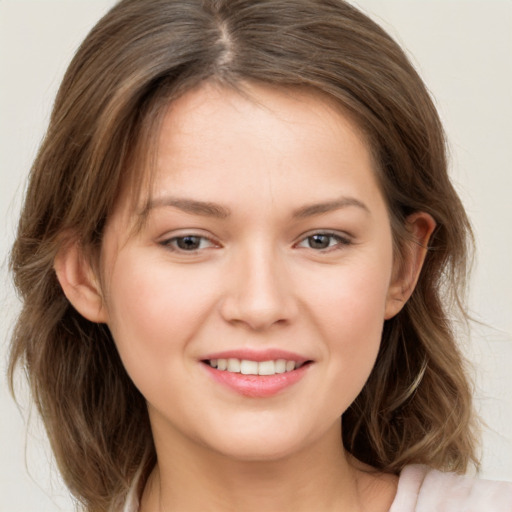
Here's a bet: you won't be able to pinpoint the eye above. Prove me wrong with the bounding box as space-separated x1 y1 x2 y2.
296 232 351 251
161 235 216 252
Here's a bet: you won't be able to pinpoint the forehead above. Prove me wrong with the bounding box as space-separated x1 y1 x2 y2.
164 83 374 182
157 82 371 166
119 81 383 226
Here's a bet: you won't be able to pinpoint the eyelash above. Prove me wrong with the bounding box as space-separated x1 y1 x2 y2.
159 231 351 254
159 234 218 252
295 232 352 252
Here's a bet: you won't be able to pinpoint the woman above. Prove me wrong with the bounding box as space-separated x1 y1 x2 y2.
7 0 512 511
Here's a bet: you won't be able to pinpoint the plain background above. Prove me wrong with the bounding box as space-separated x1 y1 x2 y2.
1 1 511 510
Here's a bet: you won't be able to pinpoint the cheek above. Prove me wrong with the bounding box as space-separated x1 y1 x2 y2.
303 255 392 402
308 254 392 332
103 253 217 368
101 254 217 407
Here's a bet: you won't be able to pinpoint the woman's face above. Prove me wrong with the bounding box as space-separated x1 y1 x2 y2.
99 83 401 461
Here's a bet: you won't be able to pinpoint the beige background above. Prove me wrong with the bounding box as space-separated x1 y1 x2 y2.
1 1 511 510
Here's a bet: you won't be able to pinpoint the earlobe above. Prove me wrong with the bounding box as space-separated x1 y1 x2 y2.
385 212 436 319
54 240 109 323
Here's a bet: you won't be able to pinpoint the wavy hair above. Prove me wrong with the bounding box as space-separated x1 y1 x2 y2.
9 0 478 510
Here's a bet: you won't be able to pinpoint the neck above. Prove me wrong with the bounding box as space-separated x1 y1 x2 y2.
140 419 396 512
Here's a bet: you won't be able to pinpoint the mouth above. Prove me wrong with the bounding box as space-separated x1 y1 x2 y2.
200 352 313 398
203 358 309 376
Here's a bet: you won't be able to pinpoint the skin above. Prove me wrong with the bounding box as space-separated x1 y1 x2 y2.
56 82 435 511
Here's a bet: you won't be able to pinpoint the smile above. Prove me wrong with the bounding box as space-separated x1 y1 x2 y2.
206 358 302 375
201 351 312 398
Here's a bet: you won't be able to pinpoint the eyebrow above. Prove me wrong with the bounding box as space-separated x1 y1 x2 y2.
292 197 370 218
141 196 231 219
140 195 369 220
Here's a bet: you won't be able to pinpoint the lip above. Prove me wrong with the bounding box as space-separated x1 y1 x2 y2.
200 349 312 398
202 348 309 364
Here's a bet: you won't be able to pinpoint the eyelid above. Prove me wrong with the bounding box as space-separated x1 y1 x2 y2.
156 229 353 253
294 230 353 251
158 231 221 253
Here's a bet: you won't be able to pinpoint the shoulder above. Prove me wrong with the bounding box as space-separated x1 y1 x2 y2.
389 464 512 512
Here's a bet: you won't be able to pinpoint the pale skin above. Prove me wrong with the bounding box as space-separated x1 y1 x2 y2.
55 82 435 511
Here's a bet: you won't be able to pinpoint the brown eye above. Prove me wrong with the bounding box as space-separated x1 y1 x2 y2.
296 232 351 251
175 236 203 250
307 234 332 249
161 235 216 252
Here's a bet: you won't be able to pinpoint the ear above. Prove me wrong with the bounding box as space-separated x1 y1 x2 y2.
385 212 436 319
54 239 109 323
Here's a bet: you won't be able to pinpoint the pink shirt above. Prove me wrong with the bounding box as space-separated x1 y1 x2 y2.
390 465 512 512
123 464 512 511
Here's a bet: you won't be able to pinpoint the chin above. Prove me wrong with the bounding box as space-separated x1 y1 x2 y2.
200 420 321 463
211 438 303 463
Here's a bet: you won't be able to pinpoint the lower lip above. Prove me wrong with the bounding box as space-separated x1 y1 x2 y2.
202 363 311 398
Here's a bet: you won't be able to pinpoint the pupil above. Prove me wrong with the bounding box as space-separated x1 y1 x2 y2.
177 236 201 250
309 234 330 249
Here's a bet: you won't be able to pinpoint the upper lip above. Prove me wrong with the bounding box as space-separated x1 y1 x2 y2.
201 348 311 364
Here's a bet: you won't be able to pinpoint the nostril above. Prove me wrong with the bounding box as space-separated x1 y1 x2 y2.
218 260 299 330
219 295 297 331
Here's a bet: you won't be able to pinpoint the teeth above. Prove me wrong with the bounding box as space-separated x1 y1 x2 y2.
208 358 302 375
275 359 286 373
227 358 241 372
240 360 258 375
258 360 275 375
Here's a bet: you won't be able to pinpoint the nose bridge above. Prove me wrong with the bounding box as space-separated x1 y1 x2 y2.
221 238 297 330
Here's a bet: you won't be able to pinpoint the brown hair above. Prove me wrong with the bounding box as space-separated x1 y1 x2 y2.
9 0 478 510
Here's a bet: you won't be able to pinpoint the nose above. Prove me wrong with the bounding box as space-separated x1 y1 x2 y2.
219 245 298 331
